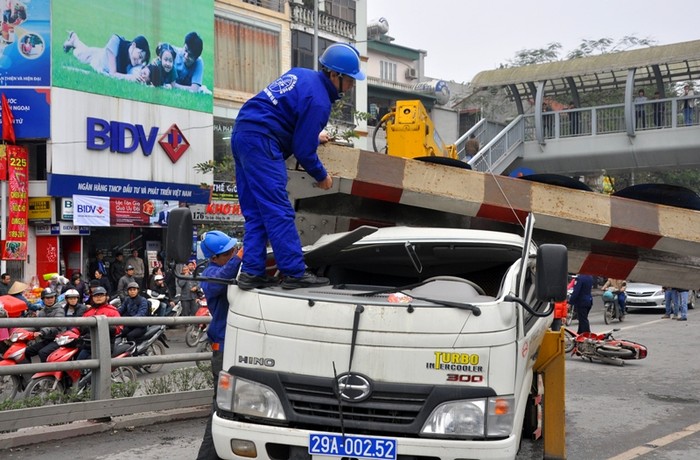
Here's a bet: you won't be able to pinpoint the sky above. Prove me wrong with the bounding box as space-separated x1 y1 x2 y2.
366 0 700 83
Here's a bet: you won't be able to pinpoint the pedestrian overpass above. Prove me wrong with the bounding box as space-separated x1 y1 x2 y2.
457 39 700 176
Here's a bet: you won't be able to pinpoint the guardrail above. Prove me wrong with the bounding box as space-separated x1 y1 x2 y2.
0 315 212 433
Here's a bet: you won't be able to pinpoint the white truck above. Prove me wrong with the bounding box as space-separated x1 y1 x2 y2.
168 210 567 460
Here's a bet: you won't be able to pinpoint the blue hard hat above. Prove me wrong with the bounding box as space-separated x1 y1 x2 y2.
201 231 237 259
319 43 366 80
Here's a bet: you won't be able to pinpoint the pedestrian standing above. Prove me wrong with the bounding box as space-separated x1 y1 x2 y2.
177 264 199 316
126 249 145 290
569 274 594 334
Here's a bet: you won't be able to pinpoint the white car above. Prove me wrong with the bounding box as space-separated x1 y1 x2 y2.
625 283 694 310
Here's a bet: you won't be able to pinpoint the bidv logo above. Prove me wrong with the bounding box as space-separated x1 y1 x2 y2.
86 117 189 163
76 204 105 215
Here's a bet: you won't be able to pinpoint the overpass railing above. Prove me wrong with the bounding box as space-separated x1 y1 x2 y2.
0 315 212 433
524 95 700 141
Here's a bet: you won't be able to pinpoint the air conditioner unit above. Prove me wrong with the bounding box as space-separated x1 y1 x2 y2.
405 68 418 80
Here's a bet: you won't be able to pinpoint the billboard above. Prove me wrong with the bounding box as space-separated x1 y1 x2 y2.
0 0 51 139
51 0 213 113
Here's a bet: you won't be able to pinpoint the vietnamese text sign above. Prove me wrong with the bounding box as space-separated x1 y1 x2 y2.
3 146 28 259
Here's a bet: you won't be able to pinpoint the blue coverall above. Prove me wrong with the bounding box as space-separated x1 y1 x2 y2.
231 68 339 278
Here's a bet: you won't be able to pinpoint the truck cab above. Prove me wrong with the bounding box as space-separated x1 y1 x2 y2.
167 209 567 460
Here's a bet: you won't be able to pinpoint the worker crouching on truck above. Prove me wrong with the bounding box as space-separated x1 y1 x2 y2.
230 42 366 291
196 230 242 460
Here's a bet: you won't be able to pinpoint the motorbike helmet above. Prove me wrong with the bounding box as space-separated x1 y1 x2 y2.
201 231 237 259
154 274 164 282
127 281 140 290
92 286 108 296
41 287 57 299
64 289 80 299
602 290 615 301
319 43 366 80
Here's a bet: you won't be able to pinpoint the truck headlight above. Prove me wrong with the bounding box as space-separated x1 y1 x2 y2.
216 371 286 421
420 396 515 438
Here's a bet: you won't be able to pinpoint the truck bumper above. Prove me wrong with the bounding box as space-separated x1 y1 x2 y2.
212 414 520 460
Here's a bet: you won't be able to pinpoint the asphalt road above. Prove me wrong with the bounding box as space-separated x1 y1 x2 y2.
5 296 700 459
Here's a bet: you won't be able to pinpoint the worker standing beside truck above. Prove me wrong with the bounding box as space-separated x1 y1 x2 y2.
196 231 242 460
230 43 365 290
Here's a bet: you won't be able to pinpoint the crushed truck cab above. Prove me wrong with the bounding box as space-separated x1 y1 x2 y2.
168 212 568 460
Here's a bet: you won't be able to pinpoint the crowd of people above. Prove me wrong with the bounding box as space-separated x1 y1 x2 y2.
63 29 208 93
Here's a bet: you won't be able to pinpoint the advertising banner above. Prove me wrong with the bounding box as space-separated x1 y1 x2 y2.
72 195 110 227
0 89 51 139
52 0 214 113
73 195 177 227
0 0 51 140
0 0 51 86
3 145 28 260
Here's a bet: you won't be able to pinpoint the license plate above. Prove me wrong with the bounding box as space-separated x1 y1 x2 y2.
309 433 397 460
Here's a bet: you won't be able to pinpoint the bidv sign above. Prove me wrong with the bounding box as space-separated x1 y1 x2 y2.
86 117 190 163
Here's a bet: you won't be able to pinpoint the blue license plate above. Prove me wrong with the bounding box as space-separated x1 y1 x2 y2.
309 433 397 460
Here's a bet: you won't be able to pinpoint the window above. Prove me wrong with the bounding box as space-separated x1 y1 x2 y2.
323 0 356 22
215 15 281 94
292 31 335 69
380 61 397 82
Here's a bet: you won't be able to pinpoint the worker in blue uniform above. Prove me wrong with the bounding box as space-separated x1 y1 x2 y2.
196 230 242 459
231 43 366 290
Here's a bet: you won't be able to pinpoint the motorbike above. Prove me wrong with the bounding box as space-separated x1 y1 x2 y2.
185 297 210 348
145 289 181 318
563 328 647 366
23 330 138 401
0 328 37 401
603 289 624 324
116 324 169 373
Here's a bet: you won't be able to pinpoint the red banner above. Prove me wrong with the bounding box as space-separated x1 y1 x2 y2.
3 145 28 259
110 198 152 226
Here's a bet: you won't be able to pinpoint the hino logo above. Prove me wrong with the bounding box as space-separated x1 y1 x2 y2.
336 372 372 403
238 356 275 367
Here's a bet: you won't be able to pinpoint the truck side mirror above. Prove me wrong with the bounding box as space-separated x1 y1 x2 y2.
535 244 568 302
165 207 194 264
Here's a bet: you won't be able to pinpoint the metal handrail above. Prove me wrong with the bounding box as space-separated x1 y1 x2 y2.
0 316 212 400
468 116 525 173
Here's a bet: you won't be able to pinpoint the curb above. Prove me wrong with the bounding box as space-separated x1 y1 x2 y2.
0 405 210 450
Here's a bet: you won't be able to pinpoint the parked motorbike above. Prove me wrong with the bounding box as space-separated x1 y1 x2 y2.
0 328 37 401
185 298 210 348
603 289 624 324
564 328 647 366
117 324 169 373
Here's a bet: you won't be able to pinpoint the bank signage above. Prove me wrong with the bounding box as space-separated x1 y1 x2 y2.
47 173 211 204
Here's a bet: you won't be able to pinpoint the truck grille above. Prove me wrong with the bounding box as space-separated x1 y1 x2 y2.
283 380 426 425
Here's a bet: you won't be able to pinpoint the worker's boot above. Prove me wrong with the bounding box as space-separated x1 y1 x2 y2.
237 272 278 290
281 270 330 290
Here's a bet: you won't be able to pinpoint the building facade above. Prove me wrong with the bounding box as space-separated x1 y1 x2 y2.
6 0 367 285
